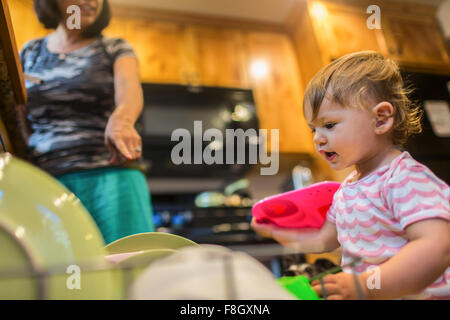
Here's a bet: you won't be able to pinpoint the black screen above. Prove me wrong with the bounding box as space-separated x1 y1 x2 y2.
138 83 260 178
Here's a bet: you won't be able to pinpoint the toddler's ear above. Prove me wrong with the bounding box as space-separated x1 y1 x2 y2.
372 102 395 135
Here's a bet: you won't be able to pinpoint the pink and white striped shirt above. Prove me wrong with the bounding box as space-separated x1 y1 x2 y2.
327 152 450 299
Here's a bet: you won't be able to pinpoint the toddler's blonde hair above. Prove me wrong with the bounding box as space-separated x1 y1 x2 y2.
303 51 422 146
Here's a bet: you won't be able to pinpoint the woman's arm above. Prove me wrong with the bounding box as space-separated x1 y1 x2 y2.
105 55 144 165
251 218 340 253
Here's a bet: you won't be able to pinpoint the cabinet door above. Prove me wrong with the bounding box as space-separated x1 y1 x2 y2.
8 0 49 50
106 20 250 87
383 16 450 69
245 31 314 154
106 18 186 83
186 26 249 88
310 3 388 61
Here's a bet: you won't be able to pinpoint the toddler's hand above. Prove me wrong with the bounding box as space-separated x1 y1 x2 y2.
250 218 274 239
251 218 318 249
311 272 369 300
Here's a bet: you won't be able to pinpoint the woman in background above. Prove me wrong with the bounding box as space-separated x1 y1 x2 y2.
20 0 154 244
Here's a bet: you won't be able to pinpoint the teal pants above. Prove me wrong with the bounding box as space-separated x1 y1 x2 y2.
56 167 155 245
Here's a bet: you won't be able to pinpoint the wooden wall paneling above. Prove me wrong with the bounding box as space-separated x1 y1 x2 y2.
245 31 314 154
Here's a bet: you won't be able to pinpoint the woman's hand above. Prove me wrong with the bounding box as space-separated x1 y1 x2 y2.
311 272 369 300
105 114 142 165
107 55 144 165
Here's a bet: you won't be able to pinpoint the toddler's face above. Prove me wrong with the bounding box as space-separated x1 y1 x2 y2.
305 98 378 171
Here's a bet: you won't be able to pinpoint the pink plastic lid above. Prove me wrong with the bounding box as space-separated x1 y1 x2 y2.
252 181 341 229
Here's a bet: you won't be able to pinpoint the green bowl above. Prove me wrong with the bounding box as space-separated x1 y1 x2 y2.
105 232 199 255
118 249 176 268
114 248 177 294
105 233 198 297
0 153 121 299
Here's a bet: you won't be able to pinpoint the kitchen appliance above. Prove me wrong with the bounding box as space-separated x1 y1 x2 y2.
150 195 261 246
137 84 317 274
138 83 259 179
138 84 277 246
149 154 318 248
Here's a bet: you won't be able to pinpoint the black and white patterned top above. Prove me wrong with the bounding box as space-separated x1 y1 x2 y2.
20 35 136 176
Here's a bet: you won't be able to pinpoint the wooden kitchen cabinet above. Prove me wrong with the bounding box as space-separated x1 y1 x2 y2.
105 19 251 87
7 0 48 51
304 0 449 73
105 16 314 153
382 14 450 71
186 26 250 88
310 2 388 62
6 0 316 155
106 18 187 84
245 31 315 154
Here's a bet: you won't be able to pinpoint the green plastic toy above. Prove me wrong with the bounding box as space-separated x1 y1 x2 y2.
278 275 321 300
278 257 363 300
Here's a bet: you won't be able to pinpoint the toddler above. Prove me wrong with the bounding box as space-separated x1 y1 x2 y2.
252 51 450 300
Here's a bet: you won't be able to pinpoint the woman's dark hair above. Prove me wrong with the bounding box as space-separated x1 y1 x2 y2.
33 0 111 38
